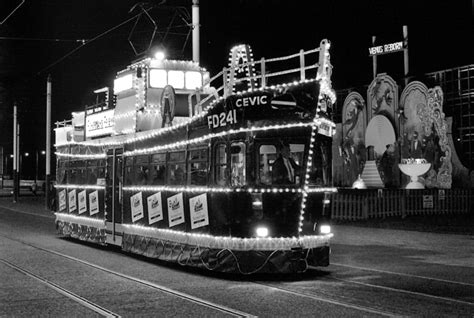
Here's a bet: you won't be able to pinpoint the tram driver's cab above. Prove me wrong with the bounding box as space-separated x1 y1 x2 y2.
257 137 332 187
258 140 305 186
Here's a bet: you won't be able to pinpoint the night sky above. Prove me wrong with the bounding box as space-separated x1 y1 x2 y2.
0 0 472 163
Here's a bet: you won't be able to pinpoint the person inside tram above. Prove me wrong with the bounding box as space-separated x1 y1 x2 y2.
272 141 300 185
137 166 149 185
150 165 165 185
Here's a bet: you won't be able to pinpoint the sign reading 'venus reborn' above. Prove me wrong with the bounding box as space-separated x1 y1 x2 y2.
368 41 403 56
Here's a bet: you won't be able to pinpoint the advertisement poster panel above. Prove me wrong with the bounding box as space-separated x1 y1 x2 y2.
89 190 99 215
130 192 144 222
78 190 87 214
68 189 77 213
59 190 67 211
189 193 209 229
147 192 163 225
167 193 184 227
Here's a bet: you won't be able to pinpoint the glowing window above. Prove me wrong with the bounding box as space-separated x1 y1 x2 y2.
149 69 167 88
185 71 202 90
258 145 277 185
114 74 133 94
214 144 227 186
168 71 185 89
230 142 246 186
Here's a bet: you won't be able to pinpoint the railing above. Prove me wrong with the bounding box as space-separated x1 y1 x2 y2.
331 188 473 220
193 43 326 114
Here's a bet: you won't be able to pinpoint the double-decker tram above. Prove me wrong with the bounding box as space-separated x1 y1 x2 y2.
54 39 337 274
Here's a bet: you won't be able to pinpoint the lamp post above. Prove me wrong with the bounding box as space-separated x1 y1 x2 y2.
46 75 52 209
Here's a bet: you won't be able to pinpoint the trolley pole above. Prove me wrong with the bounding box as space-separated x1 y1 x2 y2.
45 75 52 209
13 104 18 203
192 0 200 63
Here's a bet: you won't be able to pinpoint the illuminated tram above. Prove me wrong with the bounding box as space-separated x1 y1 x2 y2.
54 39 337 274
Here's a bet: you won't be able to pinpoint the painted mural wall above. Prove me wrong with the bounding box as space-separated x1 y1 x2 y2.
333 74 468 189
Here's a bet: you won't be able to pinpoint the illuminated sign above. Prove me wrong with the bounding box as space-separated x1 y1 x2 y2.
235 95 268 107
114 73 133 94
86 109 115 138
368 41 403 56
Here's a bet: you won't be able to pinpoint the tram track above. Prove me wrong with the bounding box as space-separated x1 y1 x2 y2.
0 258 121 318
253 281 398 317
330 262 474 287
248 262 474 317
1 205 472 316
312 264 474 307
0 233 255 318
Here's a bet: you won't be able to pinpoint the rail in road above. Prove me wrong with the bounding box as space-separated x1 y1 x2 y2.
2 229 474 317
1 202 473 317
0 233 402 317
0 234 255 318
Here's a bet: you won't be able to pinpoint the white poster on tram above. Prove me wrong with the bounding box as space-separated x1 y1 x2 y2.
78 190 87 214
130 192 144 222
189 193 209 229
58 189 66 212
167 193 184 227
68 189 77 213
147 192 163 225
89 190 99 215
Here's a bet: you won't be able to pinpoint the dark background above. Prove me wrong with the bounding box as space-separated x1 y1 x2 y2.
0 0 472 178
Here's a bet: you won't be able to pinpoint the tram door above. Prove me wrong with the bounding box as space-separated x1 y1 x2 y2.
105 148 123 246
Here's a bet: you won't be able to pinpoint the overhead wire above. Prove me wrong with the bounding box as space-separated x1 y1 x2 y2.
36 6 154 75
0 0 25 25
0 36 87 43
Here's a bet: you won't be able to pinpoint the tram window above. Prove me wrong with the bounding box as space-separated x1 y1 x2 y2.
66 161 77 184
258 145 277 185
124 157 134 185
189 149 208 185
168 164 185 185
214 144 227 186
97 160 106 179
150 153 166 185
169 151 185 162
230 142 246 186
77 168 86 184
57 161 67 184
168 151 185 185
269 142 305 185
72 160 86 184
135 155 150 185
87 160 98 184
308 140 331 186
68 169 77 184
151 153 166 163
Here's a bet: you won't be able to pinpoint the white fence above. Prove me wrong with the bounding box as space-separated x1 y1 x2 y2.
331 189 473 220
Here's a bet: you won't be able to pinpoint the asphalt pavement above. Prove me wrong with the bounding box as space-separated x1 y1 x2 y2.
1 194 473 317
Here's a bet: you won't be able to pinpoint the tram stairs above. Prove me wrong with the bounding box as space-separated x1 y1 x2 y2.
360 160 384 188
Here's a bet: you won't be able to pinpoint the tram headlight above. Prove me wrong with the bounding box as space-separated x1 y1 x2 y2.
319 224 331 234
255 226 269 237
251 193 263 210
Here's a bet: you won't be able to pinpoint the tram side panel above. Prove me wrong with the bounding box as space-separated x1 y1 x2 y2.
55 156 107 244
